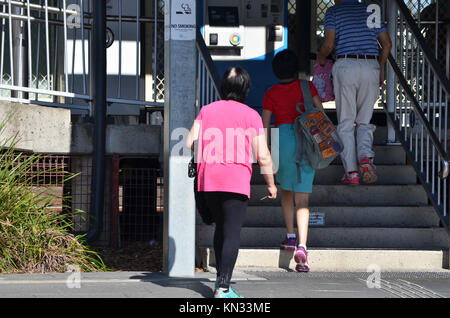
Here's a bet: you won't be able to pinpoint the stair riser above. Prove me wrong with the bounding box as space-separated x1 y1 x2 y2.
234 206 440 228
250 185 428 206
265 145 406 167
252 165 417 185
199 248 446 271
197 226 449 249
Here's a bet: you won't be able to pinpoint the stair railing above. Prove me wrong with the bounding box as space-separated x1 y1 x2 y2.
384 0 450 230
195 28 222 108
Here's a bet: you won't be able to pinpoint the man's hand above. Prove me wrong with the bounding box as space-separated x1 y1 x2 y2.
317 29 335 67
379 68 384 87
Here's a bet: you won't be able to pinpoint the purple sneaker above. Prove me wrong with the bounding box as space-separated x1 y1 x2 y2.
280 237 297 251
294 246 310 272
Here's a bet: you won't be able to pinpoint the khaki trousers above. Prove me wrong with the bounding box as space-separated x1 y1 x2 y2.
332 58 380 173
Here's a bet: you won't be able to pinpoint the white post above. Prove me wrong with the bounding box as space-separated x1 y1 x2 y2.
163 0 197 277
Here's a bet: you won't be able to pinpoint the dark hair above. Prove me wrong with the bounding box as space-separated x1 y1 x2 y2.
272 49 299 80
220 67 251 103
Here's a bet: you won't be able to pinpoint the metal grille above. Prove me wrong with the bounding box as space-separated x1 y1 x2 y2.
5 154 90 228
10 154 69 184
414 0 448 72
8 154 69 214
5 153 163 247
68 155 92 233
316 0 334 42
110 158 163 247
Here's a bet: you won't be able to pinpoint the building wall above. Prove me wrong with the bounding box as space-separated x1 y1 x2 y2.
0 101 162 155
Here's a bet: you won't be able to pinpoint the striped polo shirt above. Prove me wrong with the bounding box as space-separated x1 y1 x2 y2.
324 0 386 56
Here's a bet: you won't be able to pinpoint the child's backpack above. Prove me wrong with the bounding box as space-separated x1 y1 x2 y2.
312 60 335 102
293 80 344 182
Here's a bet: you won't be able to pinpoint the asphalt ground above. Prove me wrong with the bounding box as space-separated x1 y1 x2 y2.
0 270 449 299
1 270 449 316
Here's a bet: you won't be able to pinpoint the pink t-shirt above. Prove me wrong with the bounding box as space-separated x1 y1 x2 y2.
195 100 264 198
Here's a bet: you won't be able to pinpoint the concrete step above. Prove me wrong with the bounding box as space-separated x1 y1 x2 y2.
373 126 391 145
265 142 405 166
251 164 417 185
237 206 440 228
268 124 390 144
196 226 449 249
198 247 448 271
250 184 428 206
334 145 406 165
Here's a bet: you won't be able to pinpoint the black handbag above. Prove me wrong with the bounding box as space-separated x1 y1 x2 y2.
189 157 214 225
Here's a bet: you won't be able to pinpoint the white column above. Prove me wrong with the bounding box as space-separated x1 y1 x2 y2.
163 0 197 277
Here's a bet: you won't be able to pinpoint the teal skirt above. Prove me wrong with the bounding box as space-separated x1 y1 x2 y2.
274 124 315 193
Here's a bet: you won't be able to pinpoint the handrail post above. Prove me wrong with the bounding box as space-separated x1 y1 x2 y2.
86 0 107 241
386 0 397 144
446 4 450 79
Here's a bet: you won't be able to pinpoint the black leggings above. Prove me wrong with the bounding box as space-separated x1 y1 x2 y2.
203 191 248 290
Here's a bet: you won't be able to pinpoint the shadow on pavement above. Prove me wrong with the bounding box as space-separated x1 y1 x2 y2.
129 272 214 298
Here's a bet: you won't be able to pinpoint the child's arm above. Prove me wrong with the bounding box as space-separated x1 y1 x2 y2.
262 110 272 146
313 95 325 112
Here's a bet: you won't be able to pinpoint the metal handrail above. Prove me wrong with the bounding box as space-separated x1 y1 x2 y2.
195 28 222 109
195 28 222 100
385 0 450 180
384 0 450 229
385 52 449 179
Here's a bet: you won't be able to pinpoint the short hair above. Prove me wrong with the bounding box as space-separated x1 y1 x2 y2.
220 67 251 103
272 49 299 80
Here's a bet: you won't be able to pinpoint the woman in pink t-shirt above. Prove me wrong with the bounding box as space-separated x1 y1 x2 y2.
187 67 277 298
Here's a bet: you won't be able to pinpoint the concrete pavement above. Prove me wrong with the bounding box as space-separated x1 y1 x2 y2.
1 269 450 298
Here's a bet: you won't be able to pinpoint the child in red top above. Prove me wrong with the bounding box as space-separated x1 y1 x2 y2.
262 49 324 272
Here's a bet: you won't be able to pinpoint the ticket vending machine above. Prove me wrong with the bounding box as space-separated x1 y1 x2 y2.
200 0 288 113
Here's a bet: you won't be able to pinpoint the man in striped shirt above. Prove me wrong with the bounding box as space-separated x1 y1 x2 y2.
317 0 392 186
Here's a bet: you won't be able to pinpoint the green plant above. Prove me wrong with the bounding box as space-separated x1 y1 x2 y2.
0 112 107 273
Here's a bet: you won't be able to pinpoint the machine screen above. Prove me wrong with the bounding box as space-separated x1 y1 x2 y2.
208 7 239 27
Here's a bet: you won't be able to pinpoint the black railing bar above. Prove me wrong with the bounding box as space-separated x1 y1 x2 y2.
0 0 165 24
103 15 164 24
0 14 161 28
416 20 450 25
0 0 78 15
395 0 450 98
387 52 449 179
0 12 86 26
196 28 222 99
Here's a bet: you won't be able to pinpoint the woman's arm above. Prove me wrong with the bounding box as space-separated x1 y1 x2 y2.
186 120 200 150
252 134 277 199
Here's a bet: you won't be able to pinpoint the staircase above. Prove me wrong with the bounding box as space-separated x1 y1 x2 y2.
196 124 450 272
194 0 450 272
